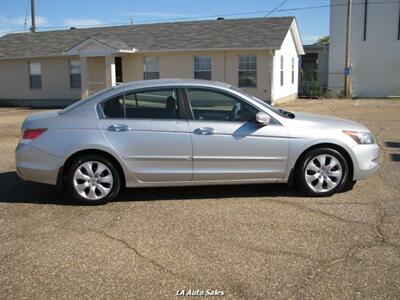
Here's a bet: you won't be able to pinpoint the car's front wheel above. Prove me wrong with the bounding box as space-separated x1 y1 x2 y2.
296 148 350 197
66 154 121 204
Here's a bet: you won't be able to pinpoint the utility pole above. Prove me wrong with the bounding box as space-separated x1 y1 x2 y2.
31 0 36 32
344 0 352 98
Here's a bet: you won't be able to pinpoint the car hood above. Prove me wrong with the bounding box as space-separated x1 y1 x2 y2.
287 111 370 132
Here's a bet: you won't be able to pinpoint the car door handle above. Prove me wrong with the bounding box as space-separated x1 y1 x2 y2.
107 124 131 132
193 127 216 135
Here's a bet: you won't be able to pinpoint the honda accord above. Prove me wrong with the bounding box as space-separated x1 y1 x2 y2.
16 79 379 204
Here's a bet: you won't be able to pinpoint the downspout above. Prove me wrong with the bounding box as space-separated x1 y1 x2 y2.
363 0 368 41
398 1 400 40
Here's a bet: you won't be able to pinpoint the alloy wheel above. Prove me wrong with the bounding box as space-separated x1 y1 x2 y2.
304 154 343 193
73 161 114 200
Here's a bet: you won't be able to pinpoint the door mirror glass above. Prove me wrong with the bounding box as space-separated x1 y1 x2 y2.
255 112 270 125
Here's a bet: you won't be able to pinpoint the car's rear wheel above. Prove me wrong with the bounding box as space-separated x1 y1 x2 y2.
296 148 350 197
66 154 121 204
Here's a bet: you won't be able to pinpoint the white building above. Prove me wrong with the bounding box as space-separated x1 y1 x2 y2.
329 0 400 97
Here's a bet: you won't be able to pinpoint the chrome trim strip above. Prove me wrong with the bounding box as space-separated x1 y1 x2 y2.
193 156 286 161
123 155 192 161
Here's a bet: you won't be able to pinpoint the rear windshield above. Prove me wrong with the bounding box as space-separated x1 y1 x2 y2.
59 88 113 115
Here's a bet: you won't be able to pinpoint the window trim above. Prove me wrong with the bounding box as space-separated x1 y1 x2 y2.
193 55 212 80
291 57 295 85
98 86 185 120
69 60 81 89
182 86 264 123
280 56 284 86
143 56 160 80
28 62 42 89
238 55 257 88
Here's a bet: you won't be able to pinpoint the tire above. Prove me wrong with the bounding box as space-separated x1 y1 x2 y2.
66 154 121 204
295 148 350 197
343 180 357 192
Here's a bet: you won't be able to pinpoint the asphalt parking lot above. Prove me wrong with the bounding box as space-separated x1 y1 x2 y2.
0 99 399 299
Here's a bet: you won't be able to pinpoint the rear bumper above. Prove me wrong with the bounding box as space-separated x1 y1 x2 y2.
351 143 380 180
15 143 62 185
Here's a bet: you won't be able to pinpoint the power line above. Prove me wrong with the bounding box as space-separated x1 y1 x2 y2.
23 0 29 31
3 0 399 34
265 0 290 17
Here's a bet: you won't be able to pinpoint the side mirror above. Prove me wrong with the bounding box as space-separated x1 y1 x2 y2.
255 112 270 125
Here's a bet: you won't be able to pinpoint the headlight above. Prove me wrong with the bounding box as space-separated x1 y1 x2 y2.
343 130 375 144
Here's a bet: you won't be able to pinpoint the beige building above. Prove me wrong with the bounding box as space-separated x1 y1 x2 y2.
0 17 304 107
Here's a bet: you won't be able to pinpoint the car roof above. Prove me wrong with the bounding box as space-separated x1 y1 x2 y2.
112 79 233 91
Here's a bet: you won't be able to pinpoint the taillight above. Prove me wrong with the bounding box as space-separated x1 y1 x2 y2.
22 128 47 140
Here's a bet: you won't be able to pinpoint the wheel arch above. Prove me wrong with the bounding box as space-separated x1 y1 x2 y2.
289 142 354 185
57 149 126 189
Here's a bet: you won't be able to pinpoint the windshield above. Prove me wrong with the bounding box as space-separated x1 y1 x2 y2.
231 86 295 119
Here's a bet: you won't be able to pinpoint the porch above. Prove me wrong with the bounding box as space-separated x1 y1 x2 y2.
65 37 136 97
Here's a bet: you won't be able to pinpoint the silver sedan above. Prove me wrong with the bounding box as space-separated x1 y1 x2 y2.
16 79 379 204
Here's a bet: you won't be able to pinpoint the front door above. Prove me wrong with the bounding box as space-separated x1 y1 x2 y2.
185 88 289 181
99 88 192 183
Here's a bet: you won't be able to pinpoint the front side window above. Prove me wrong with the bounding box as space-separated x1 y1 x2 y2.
238 55 257 88
187 88 258 122
194 56 212 80
29 62 42 89
69 60 81 88
144 57 160 80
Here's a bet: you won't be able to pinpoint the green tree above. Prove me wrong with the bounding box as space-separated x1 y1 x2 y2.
316 36 330 45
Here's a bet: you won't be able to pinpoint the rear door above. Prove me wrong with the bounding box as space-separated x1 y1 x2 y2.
98 87 193 183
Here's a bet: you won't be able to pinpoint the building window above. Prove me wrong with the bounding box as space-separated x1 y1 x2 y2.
194 56 212 80
144 57 159 80
115 57 123 83
291 57 295 84
69 60 81 88
280 56 284 86
238 55 257 88
29 62 42 89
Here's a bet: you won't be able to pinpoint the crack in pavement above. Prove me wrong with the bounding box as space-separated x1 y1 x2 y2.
294 240 394 299
292 203 400 298
94 230 184 281
259 198 375 227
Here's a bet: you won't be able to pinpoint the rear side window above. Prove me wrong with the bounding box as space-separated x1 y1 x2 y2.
125 89 179 119
102 95 124 118
101 88 179 119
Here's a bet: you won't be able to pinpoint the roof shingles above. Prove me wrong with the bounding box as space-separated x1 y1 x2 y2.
0 17 294 59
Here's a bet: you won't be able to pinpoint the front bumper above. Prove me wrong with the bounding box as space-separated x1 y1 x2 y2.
351 143 380 180
15 143 62 185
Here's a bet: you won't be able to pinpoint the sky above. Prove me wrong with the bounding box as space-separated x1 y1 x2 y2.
0 0 330 44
